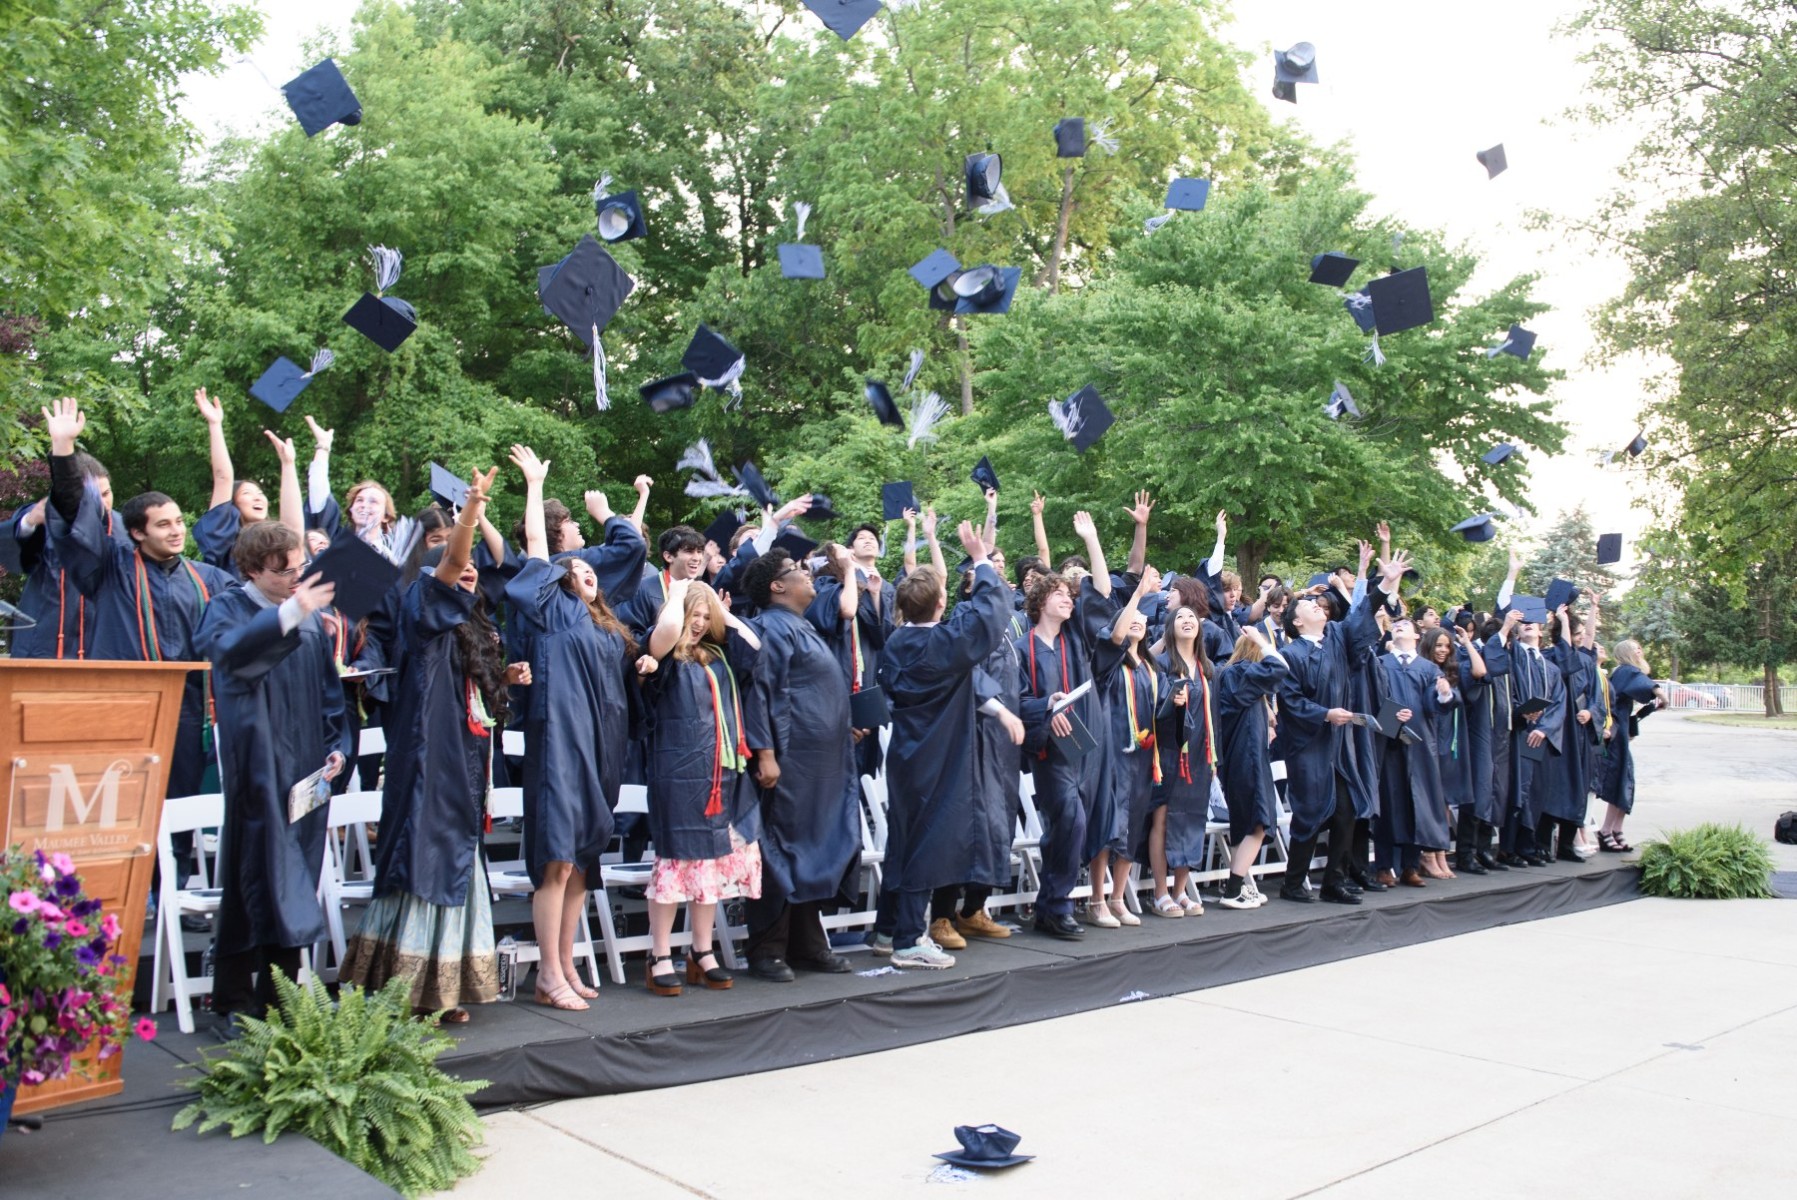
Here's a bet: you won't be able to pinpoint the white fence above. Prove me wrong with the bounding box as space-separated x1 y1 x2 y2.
1656 681 1797 712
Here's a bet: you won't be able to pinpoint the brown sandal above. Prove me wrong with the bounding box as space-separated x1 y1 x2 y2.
533 982 591 1011
646 956 683 997
569 979 600 1000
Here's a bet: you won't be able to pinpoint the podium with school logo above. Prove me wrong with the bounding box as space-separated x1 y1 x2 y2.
1 659 202 1113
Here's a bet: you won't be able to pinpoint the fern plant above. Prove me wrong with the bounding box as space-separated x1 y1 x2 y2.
1638 823 1776 900
173 972 488 1197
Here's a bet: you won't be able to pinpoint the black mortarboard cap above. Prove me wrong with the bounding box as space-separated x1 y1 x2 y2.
734 461 776 509
881 481 917 521
1495 323 1537 360
1596 533 1623 565
802 492 841 522
951 265 1021 316
1272 79 1297 104
536 260 563 312
970 456 1000 493
1054 384 1114 454
1482 442 1517 466
964 152 1003 208
1325 380 1360 420
865 379 903 427
1164 178 1211 211
1366 266 1434 335
1309 252 1359 287
909 249 960 290
1054 117 1086 158
282 59 362 137
1451 513 1499 543
342 293 417 353
307 534 401 623
1513 594 1549 624
640 372 700 414
772 526 819 560
249 357 316 414
1344 290 1377 334
1624 432 1648 457
1477 144 1508 179
1544 578 1579 612
540 235 636 348
594 188 648 244
428 463 469 510
1273 42 1319 85
778 243 826 280
933 1125 1033 1171
683 324 744 385
802 0 882 40
703 509 744 551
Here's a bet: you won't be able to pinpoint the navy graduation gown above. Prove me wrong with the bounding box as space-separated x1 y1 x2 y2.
1099 650 1165 862
1478 634 1515 827
640 629 761 860
1376 653 1453 850
1432 676 1474 809
1542 641 1597 823
196 585 351 954
372 576 492 908
1597 663 1658 814
1505 643 1567 829
193 501 243 576
1271 588 1384 841
1152 654 1216 868
1215 655 1288 843
1 500 127 659
877 563 1013 892
969 617 1025 888
504 559 632 887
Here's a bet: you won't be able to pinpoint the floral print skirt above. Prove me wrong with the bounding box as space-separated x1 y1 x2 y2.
645 826 763 905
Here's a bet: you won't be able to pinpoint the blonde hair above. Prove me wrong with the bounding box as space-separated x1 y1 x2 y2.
1227 632 1267 666
670 579 729 664
1611 638 1650 673
345 481 397 532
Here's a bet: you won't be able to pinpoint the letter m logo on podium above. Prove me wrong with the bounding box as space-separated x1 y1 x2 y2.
43 759 136 831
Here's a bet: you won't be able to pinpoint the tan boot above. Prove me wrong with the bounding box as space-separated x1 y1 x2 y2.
928 917 968 950
953 909 1012 939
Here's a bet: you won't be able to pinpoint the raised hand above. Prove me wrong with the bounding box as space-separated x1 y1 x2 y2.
955 519 986 561
42 397 86 454
1244 623 1271 649
634 474 653 496
585 489 613 523
1031 490 1046 516
1377 549 1412 587
1137 564 1162 595
464 466 500 509
1507 546 1522 577
291 574 337 616
303 414 334 452
902 507 918 529
263 429 297 464
984 486 998 506
1357 539 1375 574
1215 508 1228 539
1127 490 1155 526
193 387 223 425
1375 519 1391 547
922 506 939 539
508 444 550 485
828 541 853 569
775 493 813 523
1071 509 1096 540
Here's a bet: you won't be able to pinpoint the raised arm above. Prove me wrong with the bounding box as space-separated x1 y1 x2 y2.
1126 491 1153 576
1496 545 1521 610
901 507 919 574
303 415 333 518
265 429 302 537
510 444 551 561
1109 565 1161 645
923 505 944 574
829 543 859 620
1073 509 1109 597
1206 509 1226 574
648 576 691 660
630 473 653 531
437 466 496 588
1030 490 1051 565
195 388 234 510
983 485 999 550
1582 588 1601 648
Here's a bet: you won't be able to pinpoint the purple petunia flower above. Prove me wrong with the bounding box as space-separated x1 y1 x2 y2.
43 931 62 950
76 944 101 967
54 874 82 898
11 918 28 936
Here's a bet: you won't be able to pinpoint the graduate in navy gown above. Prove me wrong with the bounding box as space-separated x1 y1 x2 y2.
1374 618 1456 887
1596 639 1664 852
844 517 897 776
1152 600 1218 918
1495 607 1567 867
342 466 522 1021
0 455 125 660
1213 626 1289 909
1435 617 1496 874
502 446 644 1010
1543 603 1599 861
741 547 861 981
1086 566 1164 930
194 520 350 1021
190 388 275 575
873 522 1015 969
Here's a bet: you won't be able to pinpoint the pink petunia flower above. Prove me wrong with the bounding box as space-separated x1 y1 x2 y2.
100 913 121 940
38 861 56 882
133 1016 157 1040
23 1069 44 1085
8 890 40 914
65 919 89 937
37 901 64 923
50 852 75 874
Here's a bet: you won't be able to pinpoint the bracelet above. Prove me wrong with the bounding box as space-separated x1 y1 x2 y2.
456 518 478 529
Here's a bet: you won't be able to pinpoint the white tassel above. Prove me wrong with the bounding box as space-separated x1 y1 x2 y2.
1048 396 1085 441
1363 336 1385 367
793 200 811 242
390 515 421 567
677 437 722 479
901 348 925 394
685 479 749 499
591 325 610 412
1144 213 1173 235
304 348 334 378
591 173 614 204
368 245 403 293
976 183 1014 218
907 391 948 449
1485 338 1513 359
697 355 746 397
1091 117 1119 155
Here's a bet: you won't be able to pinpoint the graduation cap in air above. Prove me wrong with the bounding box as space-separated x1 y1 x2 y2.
735 461 776 510
1596 533 1623 565
1049 384 1114 454
702 509 745 552
1487 323 1537 360
772 526 820 561
1477 144 1508 179
1366 266 1434 335
964 152 1004 209
541 235 636 348
249 349 334 414
802 492 842 522
1054 117 1086 157
1309 252 1359 287
1344 290 1377 334
1271 41 1318 104
306 534 401 623
951 265 1021 315
684 324 745 395
865 378 903 427
342 246 417 353
971 456 1000 493
1324 380 1360 421
1482 442 1518 466
640 372 700 414
282 59 362 137
1164 178 1211 211
881 480 918 521
593 180 648 244
802 0 882 40
1623 431 1648 457
910 249 963 312
1451 513 1501 543
428 463 469 510
778 201 824 280
1545 578 1580 613
933 1125 1033 1171
1512 594 1549 624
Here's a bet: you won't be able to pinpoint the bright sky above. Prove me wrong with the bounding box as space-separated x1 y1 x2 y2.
181 0 1661 568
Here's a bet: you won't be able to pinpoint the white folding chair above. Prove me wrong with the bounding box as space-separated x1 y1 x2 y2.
150 794 224 1034
314 790 382 984
986 771 1044 914
818 774 886 940
501 728 526 757
484 786 604 991
351 724 386 792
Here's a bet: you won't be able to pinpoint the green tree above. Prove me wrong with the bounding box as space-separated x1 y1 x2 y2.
1673 552 1796 715
1613 527 1685 677
1520 506 1620 602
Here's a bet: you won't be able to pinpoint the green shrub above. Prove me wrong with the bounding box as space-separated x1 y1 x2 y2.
173 972 487 1197
1637 823 1776 899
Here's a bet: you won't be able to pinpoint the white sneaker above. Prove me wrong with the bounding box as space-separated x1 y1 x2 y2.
1243 878 1270 907
867 932 893 956
891 937 956 969
1218 890 1259 910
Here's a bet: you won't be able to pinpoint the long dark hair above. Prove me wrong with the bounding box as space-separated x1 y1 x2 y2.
398 505 455 587
454 595 510 722
1162 604 1214 680
1420 626 1459 688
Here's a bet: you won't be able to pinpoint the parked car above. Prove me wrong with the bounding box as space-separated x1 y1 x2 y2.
1661 683 1722 709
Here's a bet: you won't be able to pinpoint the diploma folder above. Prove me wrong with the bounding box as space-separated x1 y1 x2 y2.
849 685 892 730
1050 709 1100 764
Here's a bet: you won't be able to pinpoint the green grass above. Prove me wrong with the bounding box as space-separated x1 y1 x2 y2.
1686 712 1797 730
1638 823 1776 900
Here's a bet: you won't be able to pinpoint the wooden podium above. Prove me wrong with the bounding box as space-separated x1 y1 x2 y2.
1 658 203 1114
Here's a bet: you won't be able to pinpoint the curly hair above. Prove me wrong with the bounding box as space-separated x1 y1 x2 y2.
453 595 510 722
1025 572 1074 624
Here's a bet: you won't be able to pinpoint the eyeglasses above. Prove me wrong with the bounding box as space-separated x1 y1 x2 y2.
264 565 303 580
776 566 806 583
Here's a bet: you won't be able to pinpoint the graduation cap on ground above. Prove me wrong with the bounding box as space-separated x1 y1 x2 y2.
881 481 917 521
951 265 1021 315
1512 594 1549 624
342 247 416 353
734 461 776 509
772 526 819 561
1366 266 1434 335
1049 384 1114 454
1054 117 1086 157
1488 323 1537 360
1544 577 1579 612
593 183 648 244
702 509 745 552
802 492 841 522
249 350 334 414
933 1125 1033 1171
1309 252 1359 287
1596 533 1623 565
640 372 700 414
282 59 362 137
1272 41 1318 104
541 235 636 348
1164 178 1211 211
971 456 1000 493
964 152 1004 209
1324 380 1360 421
429 463 469 510
1482 443 1518 466
802 0 882 40
683 324 745 393
306 534 401 623
777 201 824 280
1477 144 1508 179
1344 290 1377 334
1450 513 1501 542
865 379 903 427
